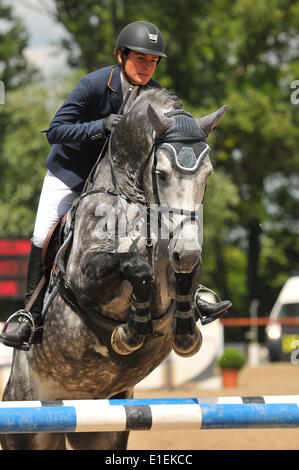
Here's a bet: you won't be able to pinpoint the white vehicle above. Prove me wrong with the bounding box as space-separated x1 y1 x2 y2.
265 274 299 361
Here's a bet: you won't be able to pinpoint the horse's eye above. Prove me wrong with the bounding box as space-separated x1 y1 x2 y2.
156 170 167 181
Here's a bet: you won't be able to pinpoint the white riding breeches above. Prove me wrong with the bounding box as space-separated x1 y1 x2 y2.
32 170 79 248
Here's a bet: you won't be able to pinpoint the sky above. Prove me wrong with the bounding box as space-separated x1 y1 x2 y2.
8 0 70 78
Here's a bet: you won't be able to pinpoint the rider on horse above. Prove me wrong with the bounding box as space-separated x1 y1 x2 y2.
0 21 231 351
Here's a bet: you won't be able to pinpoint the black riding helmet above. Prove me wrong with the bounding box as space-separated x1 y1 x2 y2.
116 21 166 85
116 21 167 58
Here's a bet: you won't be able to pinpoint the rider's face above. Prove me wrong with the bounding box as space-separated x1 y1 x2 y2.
118 50 159 85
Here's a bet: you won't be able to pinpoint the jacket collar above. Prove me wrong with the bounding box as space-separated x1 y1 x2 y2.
107 64 160 112
108 64 158 93
107 65 122 94
107 65 123 113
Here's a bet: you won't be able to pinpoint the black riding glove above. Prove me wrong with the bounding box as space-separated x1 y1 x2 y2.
103 114 123 133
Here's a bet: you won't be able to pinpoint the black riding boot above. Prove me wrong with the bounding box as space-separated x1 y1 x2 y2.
0 244 46 350
196 299 232 316
194 285 232 325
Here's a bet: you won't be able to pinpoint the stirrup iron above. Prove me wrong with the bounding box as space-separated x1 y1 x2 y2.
1 310 39 351
194 284 231 326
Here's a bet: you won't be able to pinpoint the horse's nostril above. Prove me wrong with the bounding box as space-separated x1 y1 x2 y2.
173 252 180 264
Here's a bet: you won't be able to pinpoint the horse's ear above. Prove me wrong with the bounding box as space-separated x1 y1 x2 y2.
196 105 227 136
147 104 173 134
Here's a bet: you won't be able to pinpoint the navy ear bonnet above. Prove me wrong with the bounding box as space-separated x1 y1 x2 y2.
155 110 210 173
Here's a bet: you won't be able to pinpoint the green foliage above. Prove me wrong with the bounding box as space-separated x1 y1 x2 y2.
0 83 51 237
0 70 83 238
218 347 246 370
54 0 131 70
0 0 36 89
0 0 37 178
197 0 299 311
201 170 243 305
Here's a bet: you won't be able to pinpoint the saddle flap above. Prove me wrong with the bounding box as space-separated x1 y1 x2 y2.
42 214 67 272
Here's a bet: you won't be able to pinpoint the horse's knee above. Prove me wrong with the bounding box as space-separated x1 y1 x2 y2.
120 256 153 285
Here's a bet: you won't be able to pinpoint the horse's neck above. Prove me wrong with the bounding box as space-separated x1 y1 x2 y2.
93 156 114 190
91 151 175 312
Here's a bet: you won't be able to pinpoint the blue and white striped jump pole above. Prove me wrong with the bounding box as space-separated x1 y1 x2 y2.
0 396 299 434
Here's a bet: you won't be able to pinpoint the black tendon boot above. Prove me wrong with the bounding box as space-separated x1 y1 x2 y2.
0 244 47 350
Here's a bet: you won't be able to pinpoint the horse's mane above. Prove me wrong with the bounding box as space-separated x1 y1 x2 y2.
130 87 182 115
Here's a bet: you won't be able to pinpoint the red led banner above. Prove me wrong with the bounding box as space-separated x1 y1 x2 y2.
0 260 28 278
0 280 18 297
0 239 31 256
0 239 30 299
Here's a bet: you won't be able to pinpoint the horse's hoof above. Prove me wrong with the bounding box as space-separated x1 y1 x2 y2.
111 325 145 355
171 326 203 358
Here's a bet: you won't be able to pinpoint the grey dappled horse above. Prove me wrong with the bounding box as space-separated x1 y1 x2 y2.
1 88 226 449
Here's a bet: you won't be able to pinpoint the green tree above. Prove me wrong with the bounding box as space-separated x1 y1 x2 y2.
0 0 35 90
0 0 36 163
207 0 299 311
0 83 51 237
0 69 81 238
54 0 132 70
202 170 240 301
259 173 299 312
173 0 299 312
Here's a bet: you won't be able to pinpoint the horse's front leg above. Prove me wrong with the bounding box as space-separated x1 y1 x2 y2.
111 254 153 355
172 271 203 357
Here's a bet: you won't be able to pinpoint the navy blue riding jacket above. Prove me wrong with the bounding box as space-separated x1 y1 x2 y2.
45 65 161 192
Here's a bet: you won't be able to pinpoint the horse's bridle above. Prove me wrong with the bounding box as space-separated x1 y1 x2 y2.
81 109 209 251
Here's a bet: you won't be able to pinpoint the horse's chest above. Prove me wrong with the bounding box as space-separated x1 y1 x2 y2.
31 339 172 399
100 281 132 320
29 299 173 399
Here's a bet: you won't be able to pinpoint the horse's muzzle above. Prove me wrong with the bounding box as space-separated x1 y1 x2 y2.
169 242 202 273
